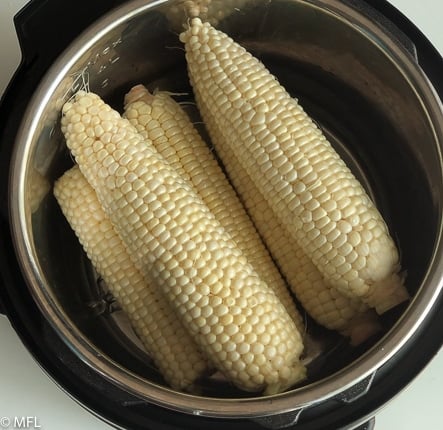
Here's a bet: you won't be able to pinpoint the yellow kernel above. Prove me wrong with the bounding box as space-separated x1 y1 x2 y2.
220 313 234 325
233 359 246 372
251 343 264 355
238 343 250 355
246 363 260 377
326 228 340 243
337 262 352 275
228 350 240 363
337 220 352 234
344 269 359 282
348 231 361 247
338 242 354 256
332 233 347 249
259 332 271 344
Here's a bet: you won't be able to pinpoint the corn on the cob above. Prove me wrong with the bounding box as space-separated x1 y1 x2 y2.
193 84 380 344
164 0 253 31
28 167 50 213
61 90 305 394
180 18 409 314
123 84 304 333
54 165 209 390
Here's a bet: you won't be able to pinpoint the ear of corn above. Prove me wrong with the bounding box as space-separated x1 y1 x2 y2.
54 165 209 391
164 0 253 31
61 91 305 394
193 84 380 344
28 167 50 213
123 84 304 333
180 18 409 315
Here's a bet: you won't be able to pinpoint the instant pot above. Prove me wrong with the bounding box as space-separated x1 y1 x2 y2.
1 0 442 429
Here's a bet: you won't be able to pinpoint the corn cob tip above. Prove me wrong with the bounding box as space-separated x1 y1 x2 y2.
62 91 114 130
263 363 307 396
183 1 209 18
340 310 381 346
179 17 204 43
63 90 95 112
364 272 409 314
124 84 153 108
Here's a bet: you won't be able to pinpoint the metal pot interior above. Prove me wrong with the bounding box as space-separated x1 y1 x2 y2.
10 0 443 418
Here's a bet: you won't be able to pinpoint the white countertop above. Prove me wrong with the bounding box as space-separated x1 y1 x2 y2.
0 1 442 429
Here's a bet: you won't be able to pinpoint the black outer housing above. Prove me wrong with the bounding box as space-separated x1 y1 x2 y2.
0 1 442 429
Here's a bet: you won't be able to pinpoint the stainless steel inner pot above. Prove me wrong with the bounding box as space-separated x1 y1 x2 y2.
8 0 443 426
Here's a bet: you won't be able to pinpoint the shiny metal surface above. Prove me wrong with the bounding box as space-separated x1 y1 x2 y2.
8 0 443 422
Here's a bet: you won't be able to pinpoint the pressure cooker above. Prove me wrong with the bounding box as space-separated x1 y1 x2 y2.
0 0 442 429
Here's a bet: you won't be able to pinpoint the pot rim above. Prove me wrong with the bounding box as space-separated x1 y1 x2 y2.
8 0 443 418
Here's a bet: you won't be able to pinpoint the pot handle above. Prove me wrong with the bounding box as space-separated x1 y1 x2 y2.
252 373 376 428
252 411 376 429
13 0 127 67
252 408 303 429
